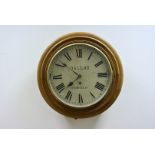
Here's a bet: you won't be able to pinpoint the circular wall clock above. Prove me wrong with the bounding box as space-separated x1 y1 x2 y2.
37 32 123 119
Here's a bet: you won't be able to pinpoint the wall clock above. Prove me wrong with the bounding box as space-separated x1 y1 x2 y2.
37 32 123 118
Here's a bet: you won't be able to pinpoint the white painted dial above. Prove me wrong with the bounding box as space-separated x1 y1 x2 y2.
47 43 113 108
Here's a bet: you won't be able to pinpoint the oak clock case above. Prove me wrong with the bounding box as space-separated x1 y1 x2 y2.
37 32 123 118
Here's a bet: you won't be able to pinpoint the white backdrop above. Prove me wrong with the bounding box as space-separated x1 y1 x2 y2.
0 26 155 128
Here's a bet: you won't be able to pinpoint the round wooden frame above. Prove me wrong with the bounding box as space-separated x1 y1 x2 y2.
37 32 123 119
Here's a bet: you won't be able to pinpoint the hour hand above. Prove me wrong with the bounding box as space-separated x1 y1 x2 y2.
67 82 74 87
67 74 81 87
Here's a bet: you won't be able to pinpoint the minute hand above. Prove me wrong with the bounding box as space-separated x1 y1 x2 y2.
60 62 79 76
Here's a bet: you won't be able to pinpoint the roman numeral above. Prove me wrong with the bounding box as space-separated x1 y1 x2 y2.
95 60 103 67
97 72 108 77
88 51 93 60
95 82 105 91
55 62 66 67
79 94 83 104
53 74 62 79
64 52 72 61
65 91 72 101
76 49 82 58
56 83 65 93
90 91 95 98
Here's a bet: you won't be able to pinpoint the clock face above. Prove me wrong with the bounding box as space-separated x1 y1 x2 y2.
47 43 113 108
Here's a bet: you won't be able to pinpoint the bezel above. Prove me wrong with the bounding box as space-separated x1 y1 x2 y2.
37 32 123 118
46 43 113 108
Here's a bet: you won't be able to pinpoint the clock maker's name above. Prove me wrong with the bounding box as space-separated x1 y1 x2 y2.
71 86 88 90
71 65 89 71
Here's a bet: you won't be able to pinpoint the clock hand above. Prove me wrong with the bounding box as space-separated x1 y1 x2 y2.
70 68 79 76
67 74 82 87
59 61 80 76
58 60 82 87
